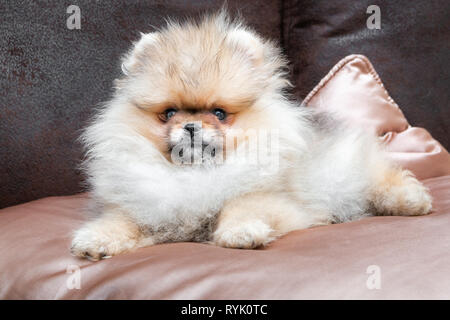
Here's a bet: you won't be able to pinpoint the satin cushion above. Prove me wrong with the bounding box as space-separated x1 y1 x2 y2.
0 176 449 299
302 54 450 180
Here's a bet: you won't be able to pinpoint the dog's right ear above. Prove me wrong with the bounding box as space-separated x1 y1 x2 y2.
121 32 159 76
226 28 265 66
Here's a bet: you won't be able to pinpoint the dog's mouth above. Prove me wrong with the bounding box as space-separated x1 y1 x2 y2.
169 143 216 157
168 138 221 165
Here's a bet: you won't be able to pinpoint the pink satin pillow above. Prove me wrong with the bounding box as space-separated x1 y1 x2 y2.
302 54 450 180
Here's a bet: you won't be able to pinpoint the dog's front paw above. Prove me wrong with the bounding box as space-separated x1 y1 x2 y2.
212 220 274 249
71 223 140 261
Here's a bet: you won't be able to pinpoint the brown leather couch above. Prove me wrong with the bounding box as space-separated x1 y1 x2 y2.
1 1 449 299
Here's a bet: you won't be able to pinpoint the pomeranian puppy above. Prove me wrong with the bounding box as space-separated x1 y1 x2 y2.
71 12 432 261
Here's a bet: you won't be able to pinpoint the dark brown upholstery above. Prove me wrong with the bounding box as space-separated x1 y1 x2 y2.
1 0 449 208
2 1 449 208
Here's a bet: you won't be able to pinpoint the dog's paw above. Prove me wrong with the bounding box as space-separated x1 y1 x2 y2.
373 171 433 216
70 224 140 261
212 220 274 249
390 180 433 216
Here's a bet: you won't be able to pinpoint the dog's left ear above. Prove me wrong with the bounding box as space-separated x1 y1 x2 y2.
121 32 159 76
227 28 265 66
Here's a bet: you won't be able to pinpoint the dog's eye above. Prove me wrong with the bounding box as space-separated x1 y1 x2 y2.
213 108 226 121
163 108 177 121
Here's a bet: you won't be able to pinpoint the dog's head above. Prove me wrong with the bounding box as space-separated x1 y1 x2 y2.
115 12 289 165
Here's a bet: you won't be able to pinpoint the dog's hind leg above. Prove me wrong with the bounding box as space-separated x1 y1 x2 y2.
369 165 432 217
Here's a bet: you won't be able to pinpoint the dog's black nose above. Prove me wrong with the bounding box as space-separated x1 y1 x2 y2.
183 123 199 137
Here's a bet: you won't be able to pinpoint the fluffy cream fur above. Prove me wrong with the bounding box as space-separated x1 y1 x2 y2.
71 12 432 261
